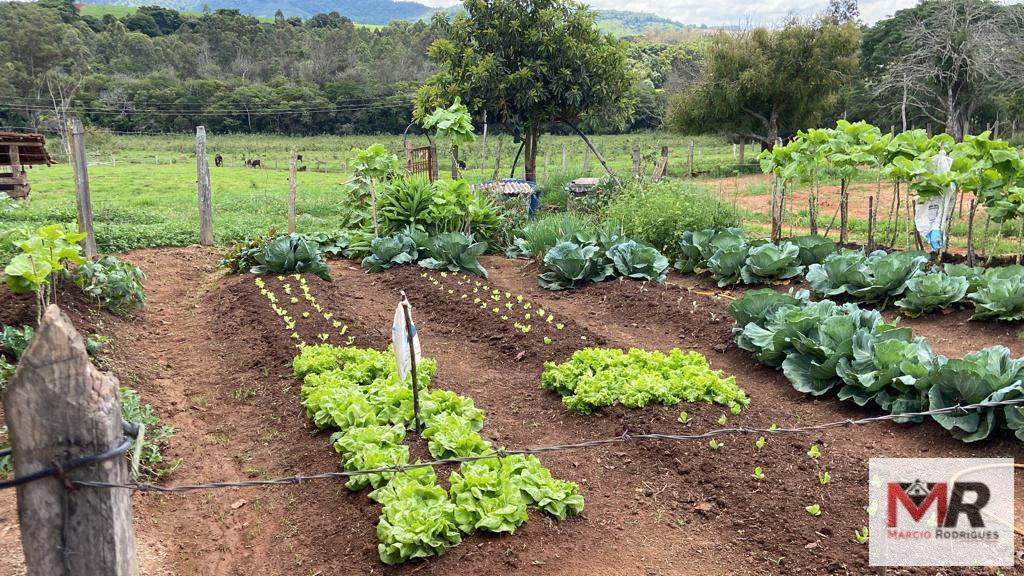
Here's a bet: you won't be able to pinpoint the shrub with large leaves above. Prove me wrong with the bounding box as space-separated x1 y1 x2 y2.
895 272 969 317
252 233 332 281
606 240 668 283
740 241 804 284
67 256 147 315
361 234 419 273
969 265 1024 321
538 241 613 290
418 232 488 277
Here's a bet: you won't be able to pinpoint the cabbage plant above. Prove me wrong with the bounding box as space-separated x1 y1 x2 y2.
790 234 837 266
707 244 749 287
606 240 669 283
969 265 1024 321
361 233 419 272
740 241 804 284
418 232 488 277
895 272 969 317
928 346 1024 442
538 242 613 290
253 233 332 280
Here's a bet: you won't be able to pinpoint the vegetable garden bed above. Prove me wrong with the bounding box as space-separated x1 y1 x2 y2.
0 248 1021 575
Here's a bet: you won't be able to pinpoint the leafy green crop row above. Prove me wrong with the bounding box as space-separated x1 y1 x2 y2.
676 228 836 287
729 289 1024 442
293 344 583 564
541 347 749 415
509 229 669 290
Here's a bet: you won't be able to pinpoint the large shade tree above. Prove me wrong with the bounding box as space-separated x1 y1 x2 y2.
667 18 860 148
863 0 1024 141
414 0 637 182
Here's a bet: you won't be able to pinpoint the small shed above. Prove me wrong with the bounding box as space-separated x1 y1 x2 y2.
0 132 55 200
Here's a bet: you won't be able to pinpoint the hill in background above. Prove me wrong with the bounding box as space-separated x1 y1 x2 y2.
79 0 694 34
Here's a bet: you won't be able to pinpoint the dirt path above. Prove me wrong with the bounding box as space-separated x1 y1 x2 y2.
1 250 1021 575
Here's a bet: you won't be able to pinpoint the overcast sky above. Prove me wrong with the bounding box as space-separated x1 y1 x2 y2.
416 0 923 26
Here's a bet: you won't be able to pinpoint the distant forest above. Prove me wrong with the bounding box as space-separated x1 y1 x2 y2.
0 0 698 135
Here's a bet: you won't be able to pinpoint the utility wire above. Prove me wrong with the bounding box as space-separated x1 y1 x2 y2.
2 397 1014 494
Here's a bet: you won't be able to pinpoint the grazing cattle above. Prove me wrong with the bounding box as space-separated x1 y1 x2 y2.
245 159 262 169
296 154 303 162
297 166 307 172
214 154 223 167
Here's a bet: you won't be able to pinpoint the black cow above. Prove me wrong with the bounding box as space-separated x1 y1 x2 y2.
214 154 223 167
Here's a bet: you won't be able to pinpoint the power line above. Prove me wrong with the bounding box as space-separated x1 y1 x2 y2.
4 397 1020 494
0 97 415 117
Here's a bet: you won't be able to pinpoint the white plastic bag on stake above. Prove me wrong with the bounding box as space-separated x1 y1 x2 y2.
915 149 957 251
391 297 421 385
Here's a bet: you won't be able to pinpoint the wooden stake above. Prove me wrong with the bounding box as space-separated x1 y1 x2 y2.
68 119 97 258
195 126 214 246
966 198 977 267
543 150 549 181
770 173 783 243
687 141 695 177
738 139 745 167
583 146 591 172
839 178 849 245
867 195 876 251
632 144 641 181
451 145 460 180
492 139 503 180
6 305 137 576
288 147 298 234
561 144 567 170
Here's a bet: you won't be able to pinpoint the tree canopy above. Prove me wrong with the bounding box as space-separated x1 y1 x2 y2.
667 18 860 147
414 0 638 181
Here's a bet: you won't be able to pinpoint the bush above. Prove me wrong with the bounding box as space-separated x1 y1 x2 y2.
604 181 737 259
67 256 147 315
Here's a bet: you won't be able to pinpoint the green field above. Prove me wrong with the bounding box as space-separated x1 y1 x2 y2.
6 132 753 254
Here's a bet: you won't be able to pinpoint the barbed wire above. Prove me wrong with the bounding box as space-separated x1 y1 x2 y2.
8 397 1016 495
0 422 138 491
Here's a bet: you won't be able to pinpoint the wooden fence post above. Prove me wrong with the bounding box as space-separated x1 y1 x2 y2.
195 126 214 246
5 305 137 576
561 145 567 170
428 142 439 182
687 141 695 177
583 146 591 172
967 198 977 267
738 139 745 167
68 119 97 259
543 150 549 181
770 172 783 243
492 139 503 181
632 144 641 180
867 195 876 251
288 147 298 234
451 145 460 180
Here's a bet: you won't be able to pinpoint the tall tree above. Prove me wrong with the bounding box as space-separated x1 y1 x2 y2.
414 0 637 181
667 18 860 148
866 0 1024 141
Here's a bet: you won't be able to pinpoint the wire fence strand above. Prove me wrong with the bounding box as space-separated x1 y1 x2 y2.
33 397 1023 495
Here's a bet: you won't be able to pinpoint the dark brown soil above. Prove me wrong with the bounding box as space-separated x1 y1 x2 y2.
0 249 1021 576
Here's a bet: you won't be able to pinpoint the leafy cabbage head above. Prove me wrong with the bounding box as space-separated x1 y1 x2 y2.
538 241 613 290
606 240 669 283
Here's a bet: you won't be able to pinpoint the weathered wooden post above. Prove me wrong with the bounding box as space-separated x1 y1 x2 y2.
651 146 669 182
450 145 460 180
543 150 549 181
632 144 641 180
966 198 977 267
770 172 783 243
583 146 591 172
288 147 298 234
5 305 137 576
492 139 503 180
839 178 850 245
68 119 97 259
561 144 567 170
195 126 214 246
867 195 876 251
687 141 695 177
738 139 746 167
428 142 439 182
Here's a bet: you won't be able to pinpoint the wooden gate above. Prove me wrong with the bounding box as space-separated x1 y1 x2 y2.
404 140 438 182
